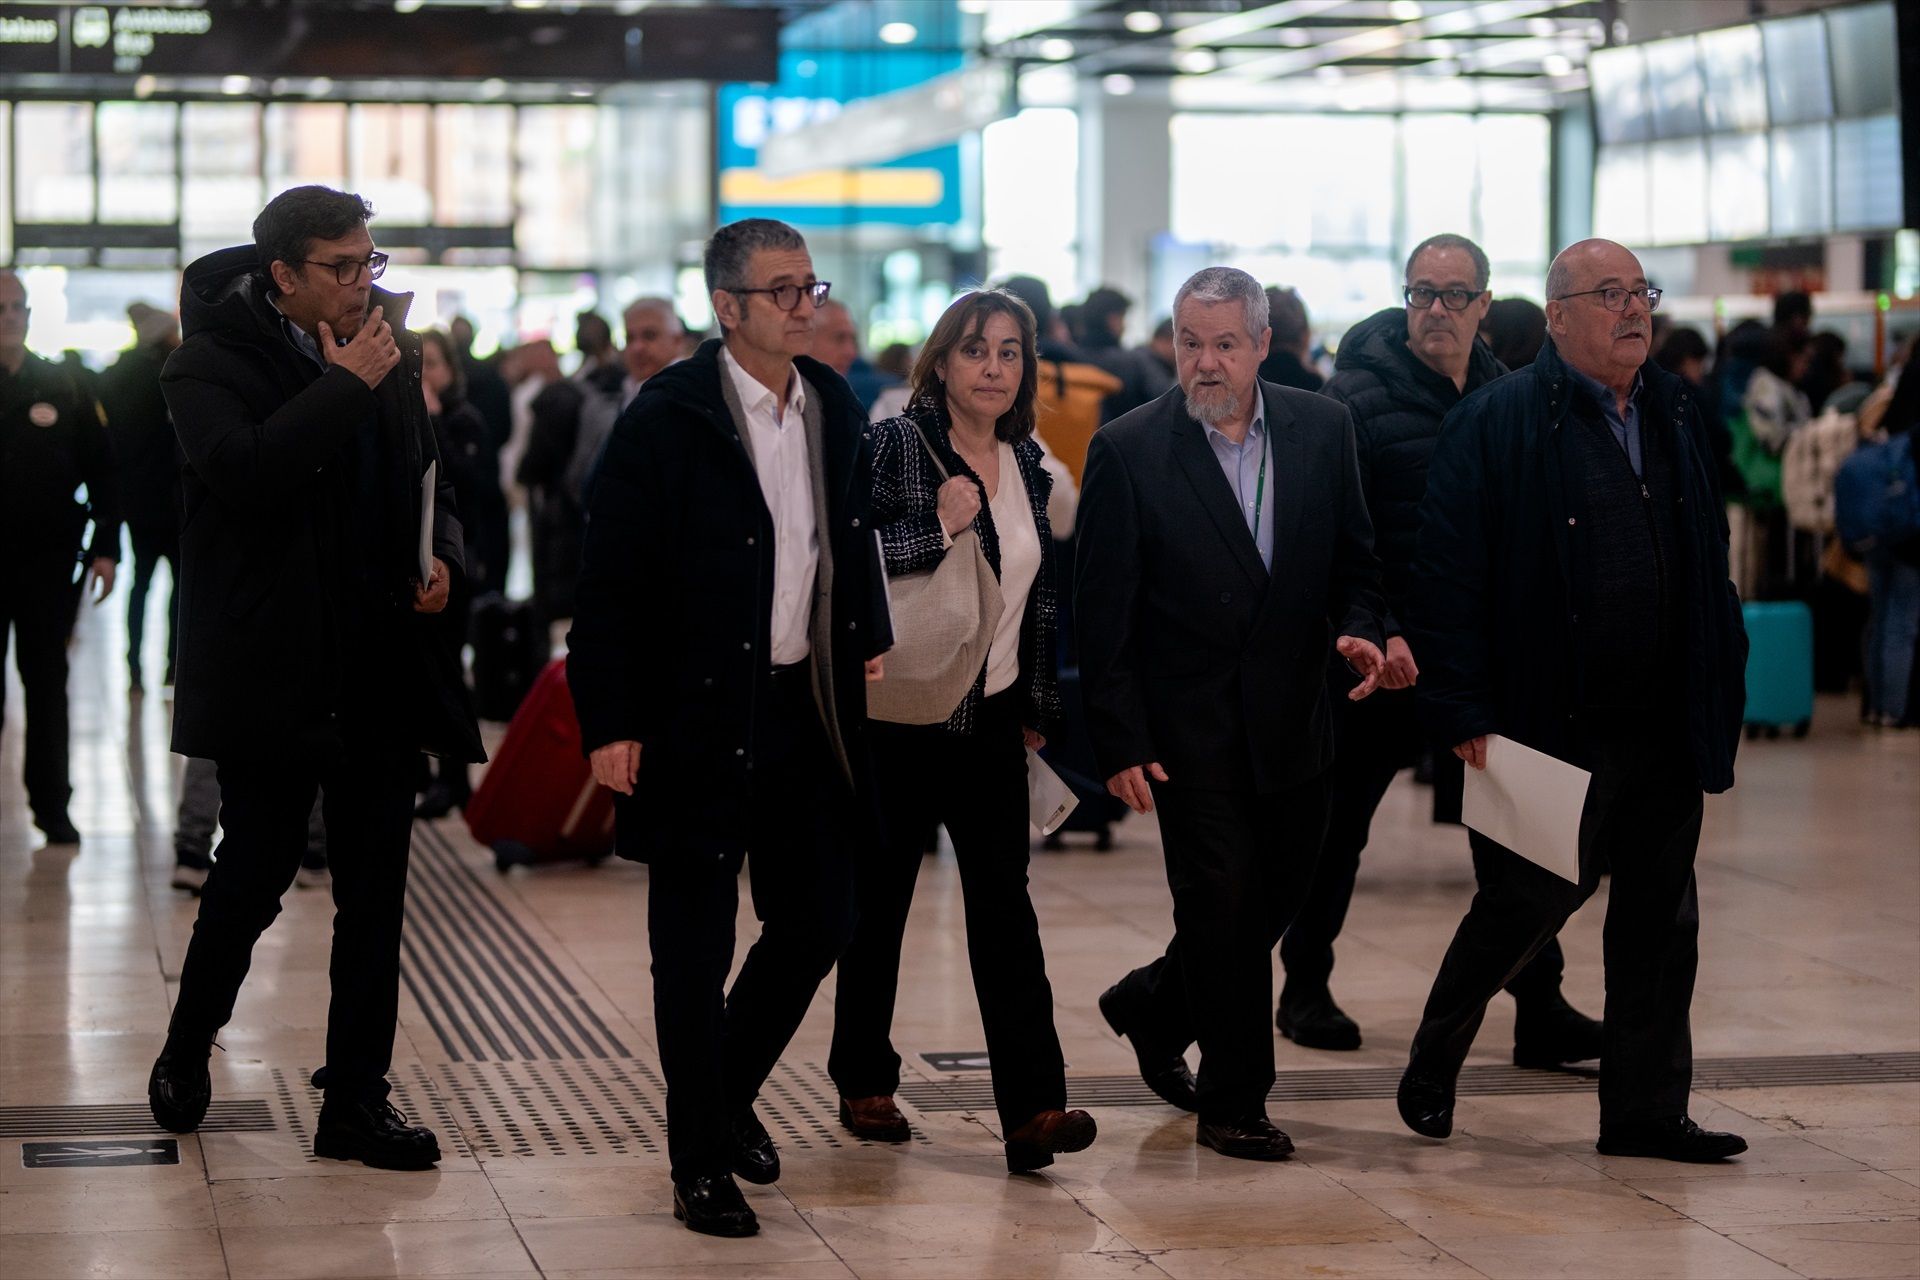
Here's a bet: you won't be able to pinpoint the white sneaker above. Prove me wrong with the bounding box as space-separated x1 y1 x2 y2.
171 862 210 894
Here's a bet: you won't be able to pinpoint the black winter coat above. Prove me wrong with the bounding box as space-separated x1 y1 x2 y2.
1322 307 1505 635
1406 339 1747 793
1 351 120 568
566 340 892 865
161 246 483 764
100 343 181 536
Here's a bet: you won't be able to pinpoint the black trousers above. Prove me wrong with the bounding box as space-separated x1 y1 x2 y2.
829 691 1066 1134
647 668 858 1182
125 520 178 686
1280 688 1567 1012
1408 731 1704 1125
0 549 81 826
168 736 417 1101
1111 771 1333 1123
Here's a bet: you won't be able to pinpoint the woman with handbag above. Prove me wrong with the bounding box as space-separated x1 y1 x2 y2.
827 289 1097 1173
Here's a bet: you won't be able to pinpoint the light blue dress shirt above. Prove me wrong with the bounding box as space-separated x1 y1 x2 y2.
1203 389 1273 570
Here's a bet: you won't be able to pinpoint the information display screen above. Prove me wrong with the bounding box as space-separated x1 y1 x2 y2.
1761 14 1834 127
1589 46 1651 146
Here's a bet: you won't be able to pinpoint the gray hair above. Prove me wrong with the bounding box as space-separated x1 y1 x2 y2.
622 296 681 330
1405 233 1490 292
703 217 807 295
1173 267 1269 341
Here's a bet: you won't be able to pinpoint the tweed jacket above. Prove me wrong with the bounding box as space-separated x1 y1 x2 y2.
871 400 1063 738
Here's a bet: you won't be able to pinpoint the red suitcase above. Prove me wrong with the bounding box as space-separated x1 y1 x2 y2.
463 659 617 872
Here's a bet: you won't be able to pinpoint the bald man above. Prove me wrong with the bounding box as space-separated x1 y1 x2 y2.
1396 240 1750 1163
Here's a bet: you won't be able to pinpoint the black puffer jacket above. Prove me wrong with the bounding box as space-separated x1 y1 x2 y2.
1322 307 1505 634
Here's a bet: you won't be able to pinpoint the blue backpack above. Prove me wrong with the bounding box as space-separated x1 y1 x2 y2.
1834 433 1919 553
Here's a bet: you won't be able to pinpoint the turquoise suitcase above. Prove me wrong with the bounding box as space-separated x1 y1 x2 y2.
1741 600 1814 738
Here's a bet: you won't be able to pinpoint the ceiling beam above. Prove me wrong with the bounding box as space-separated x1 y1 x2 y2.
1215 0 1587 80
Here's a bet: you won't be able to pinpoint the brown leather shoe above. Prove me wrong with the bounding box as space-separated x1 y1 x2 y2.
1005 1108 1098 1173
838 1095 911 1142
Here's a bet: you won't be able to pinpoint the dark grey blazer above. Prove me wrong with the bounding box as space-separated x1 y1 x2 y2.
1074 381 1387 794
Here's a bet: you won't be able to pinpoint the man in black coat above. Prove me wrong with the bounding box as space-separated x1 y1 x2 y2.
1078 267 1387 1162
0 269 120 847
101 302 182 693
148 186 483 1170
568 219 891 1238
1278 234 1601 1066
1397 239 1750 1163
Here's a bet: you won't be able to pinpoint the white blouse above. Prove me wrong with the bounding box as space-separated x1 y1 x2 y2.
983 441 1041 699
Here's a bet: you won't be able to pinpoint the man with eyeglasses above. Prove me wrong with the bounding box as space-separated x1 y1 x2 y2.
569 218 891 1237
1397 239 1750 1164
1277 234 1601 1069
149 186 483 1170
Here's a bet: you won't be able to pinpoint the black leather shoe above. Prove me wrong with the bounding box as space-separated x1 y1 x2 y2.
1513 999 1604 1069
1277 992 1362 1051
38 816 81 846
1397 1068 1455 1139
1597 1116 1748 1163
731 1111 781 1185
1098 983 1199 1112
1196 1115 1295 1161
673 1174 758 1237
313 1095 441 1171
148 1036 213 1133
413 781 469 820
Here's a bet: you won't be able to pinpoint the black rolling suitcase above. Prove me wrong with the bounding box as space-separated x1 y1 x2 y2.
469 593 548 722
1039 668 1129 851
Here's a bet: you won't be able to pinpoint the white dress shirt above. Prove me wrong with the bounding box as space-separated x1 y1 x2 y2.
722 346 820 666
983 441 1041 698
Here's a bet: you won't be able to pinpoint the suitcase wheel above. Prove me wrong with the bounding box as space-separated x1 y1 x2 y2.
493 840 534 873
1744 724 1759 741
1765 725 1781 740
584 851 610 868
1041 833 1065 852
1094 826 1114 852
1793 720 1810 739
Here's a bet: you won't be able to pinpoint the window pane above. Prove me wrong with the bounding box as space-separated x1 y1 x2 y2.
1647 138 1708 246
435 105 514 226
1834 114 1902 231
516 107 598 269
1698 25 1768 133
266 103 346 196
1708 132 1769 241
1593 145 1649 246
1477 115 1549 268
1827 3 1898 117
351 104 432 225
1401 115 1475 250
1769 124 1832 237
183 104 261 261
983 106 1078 297
0 104 11 263
1763 15 1833 127
1304 117 1396 250
98 102 179 225
1589 46 1650 145
1643 36 1705 140
16 102 94 223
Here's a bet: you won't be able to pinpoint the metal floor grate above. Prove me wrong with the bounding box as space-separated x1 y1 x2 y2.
896 1051 1920 1113
0 1100 273 1139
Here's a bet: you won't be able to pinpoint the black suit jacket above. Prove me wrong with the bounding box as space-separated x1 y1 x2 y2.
1074 382 1386 794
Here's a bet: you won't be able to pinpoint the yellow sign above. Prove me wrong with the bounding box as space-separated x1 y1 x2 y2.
719 167 945 208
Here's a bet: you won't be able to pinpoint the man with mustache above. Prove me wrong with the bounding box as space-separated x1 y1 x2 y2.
1078 267 1387 1161
1278 234 1601 1066
1396 239 1750 1163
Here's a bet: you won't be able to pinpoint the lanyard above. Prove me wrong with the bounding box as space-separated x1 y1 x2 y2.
1249 427 1269 542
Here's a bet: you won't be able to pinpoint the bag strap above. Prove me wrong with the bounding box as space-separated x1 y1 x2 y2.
907 415 952 483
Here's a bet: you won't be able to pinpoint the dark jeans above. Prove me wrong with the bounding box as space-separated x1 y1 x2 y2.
1281 688 1567 1014
647 668 858 1182
1408 731 1704 1125
168 737 417 1100
830 691 1066 1133
0 549 81 826
126 520 178 686
1110 771 1333 1123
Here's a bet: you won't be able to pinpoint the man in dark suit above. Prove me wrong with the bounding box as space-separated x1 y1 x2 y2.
1398 239 1749 1163
1078 266 1388 1161
568 218 891 1238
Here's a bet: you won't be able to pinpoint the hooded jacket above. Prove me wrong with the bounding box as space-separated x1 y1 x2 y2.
1322 306 1506 634
160 245 483 763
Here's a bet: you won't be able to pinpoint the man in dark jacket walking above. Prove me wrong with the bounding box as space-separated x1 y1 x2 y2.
0 269 120 847
101 302 182 693
1279 235 1601 1067
1396 239 1750 1163
568 218 890 1238
147 186 483 1171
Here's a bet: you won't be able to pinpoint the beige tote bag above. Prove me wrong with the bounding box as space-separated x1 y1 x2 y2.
867 420 1005 725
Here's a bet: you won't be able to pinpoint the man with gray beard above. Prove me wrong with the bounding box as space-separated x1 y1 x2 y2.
1077 267 1387 1161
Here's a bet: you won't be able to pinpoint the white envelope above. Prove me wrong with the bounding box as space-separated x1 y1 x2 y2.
1027 749 1079 836
418 460 437 584
1461 735 1591 885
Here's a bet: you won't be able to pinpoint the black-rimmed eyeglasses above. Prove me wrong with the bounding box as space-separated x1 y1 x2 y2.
1404 286 1484 311
1553 285 1663 313
302 252 389 287
733 280 831 312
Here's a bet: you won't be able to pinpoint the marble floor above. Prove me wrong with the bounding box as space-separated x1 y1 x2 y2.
1 580 1916 1279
